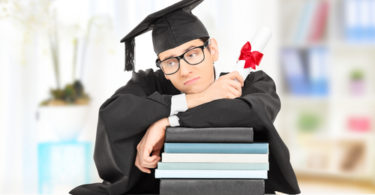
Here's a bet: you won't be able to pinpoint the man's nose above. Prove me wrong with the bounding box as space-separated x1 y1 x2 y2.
179 60 192 76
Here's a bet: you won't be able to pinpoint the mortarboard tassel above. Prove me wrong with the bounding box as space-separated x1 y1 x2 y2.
125 38 135 71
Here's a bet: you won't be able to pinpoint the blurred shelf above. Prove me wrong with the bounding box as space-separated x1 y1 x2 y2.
281 41 375 50
281 94 330 105
297 174 375 194
278 0 375 183
295 167 373 181
333 132 375 140
330 96 375 104
281 41 328 49
280 94 375 106
328 41 375 50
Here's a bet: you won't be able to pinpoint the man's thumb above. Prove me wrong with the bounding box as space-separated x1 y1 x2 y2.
152 149 161 157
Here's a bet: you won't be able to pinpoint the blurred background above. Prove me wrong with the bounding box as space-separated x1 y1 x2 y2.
1 0 375 194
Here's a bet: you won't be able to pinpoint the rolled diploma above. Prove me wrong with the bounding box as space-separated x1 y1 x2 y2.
235 27 272 80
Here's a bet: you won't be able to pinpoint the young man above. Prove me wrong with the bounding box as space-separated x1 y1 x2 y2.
70 0 300 194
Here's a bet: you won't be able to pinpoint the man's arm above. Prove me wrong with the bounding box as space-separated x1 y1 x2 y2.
98 69 179 140
92 69 179 192
176 70 281 128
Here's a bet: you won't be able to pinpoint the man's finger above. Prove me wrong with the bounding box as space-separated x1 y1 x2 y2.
140 156 160 168
137 156 151 173
142 147 159 163
150 154 161 163
228 86 241 98
228 79 242 92
152 149 161 157
142 159 160 169
135 154 151 173
143 154 159 164
140 166 151 174
228 71 244 86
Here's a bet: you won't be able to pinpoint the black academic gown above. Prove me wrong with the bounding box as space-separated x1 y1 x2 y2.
70 69 301 195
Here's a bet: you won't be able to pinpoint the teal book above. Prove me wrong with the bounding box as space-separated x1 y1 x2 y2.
157 162 269 170
164 143 268 154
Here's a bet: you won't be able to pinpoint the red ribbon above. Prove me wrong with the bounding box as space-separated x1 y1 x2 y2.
238 41 263 70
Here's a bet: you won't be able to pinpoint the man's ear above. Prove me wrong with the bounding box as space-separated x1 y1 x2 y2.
208 38 219 62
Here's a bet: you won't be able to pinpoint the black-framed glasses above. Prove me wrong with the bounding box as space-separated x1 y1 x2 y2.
156 40 209 75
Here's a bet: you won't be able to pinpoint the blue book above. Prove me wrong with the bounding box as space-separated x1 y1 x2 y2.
155 169 268 179
370 0 375 41
345 0 362 41
164 143 268 154
157 162 269 170
281 48 310 95
307 47 329 96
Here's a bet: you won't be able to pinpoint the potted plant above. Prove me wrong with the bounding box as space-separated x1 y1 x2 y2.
349 69 365 96
36 5 93 141
38 80 90 141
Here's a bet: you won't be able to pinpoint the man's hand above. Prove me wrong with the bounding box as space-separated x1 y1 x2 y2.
186 71 244 108
135 118 169 174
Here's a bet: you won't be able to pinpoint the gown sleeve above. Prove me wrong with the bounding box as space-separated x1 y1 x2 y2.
176 70 281 129
176 70 301 194
70 69 180 195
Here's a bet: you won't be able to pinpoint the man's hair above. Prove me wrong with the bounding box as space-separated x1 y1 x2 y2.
200 37 211 52
200 37 215 80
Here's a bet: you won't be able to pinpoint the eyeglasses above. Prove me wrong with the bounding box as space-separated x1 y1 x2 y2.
156 40 209 75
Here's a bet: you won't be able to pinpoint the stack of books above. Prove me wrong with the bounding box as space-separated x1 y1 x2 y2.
155 127 268 195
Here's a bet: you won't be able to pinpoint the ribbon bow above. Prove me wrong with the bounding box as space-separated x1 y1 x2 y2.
238 41 264 70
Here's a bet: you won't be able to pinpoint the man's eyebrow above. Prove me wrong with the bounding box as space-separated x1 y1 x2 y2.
162 45 197 61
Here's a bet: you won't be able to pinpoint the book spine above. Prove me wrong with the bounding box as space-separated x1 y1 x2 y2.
164 143 268 154
308 0 329 42
345 0 360 41
281 48 310 95
307 47 328 96
157 162 269 170
165 127 253 143
160 179 265 195
155 170 268 179
161 153 268 163
294 0 318 43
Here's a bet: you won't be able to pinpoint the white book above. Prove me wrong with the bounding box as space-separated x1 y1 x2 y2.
345 0 360 40
307 47 328 95
155 169 268 179
345 0 358 29
370 0 375 40
161 153 268 163
359 0 371 39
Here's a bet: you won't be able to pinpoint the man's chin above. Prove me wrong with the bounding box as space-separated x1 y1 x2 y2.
183 86 206 95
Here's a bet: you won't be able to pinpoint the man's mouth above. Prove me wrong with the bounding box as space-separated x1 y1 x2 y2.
184 77 200 85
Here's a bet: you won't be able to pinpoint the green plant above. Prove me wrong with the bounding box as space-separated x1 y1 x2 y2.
350 69 364 81
297 111 321 133
40 80 90 106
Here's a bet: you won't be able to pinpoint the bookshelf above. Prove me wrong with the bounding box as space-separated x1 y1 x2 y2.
278 0 375 183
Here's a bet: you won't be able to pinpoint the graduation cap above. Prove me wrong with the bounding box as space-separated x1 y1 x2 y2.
120 0 209 71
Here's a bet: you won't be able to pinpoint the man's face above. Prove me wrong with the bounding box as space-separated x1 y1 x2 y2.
158 38 219 94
